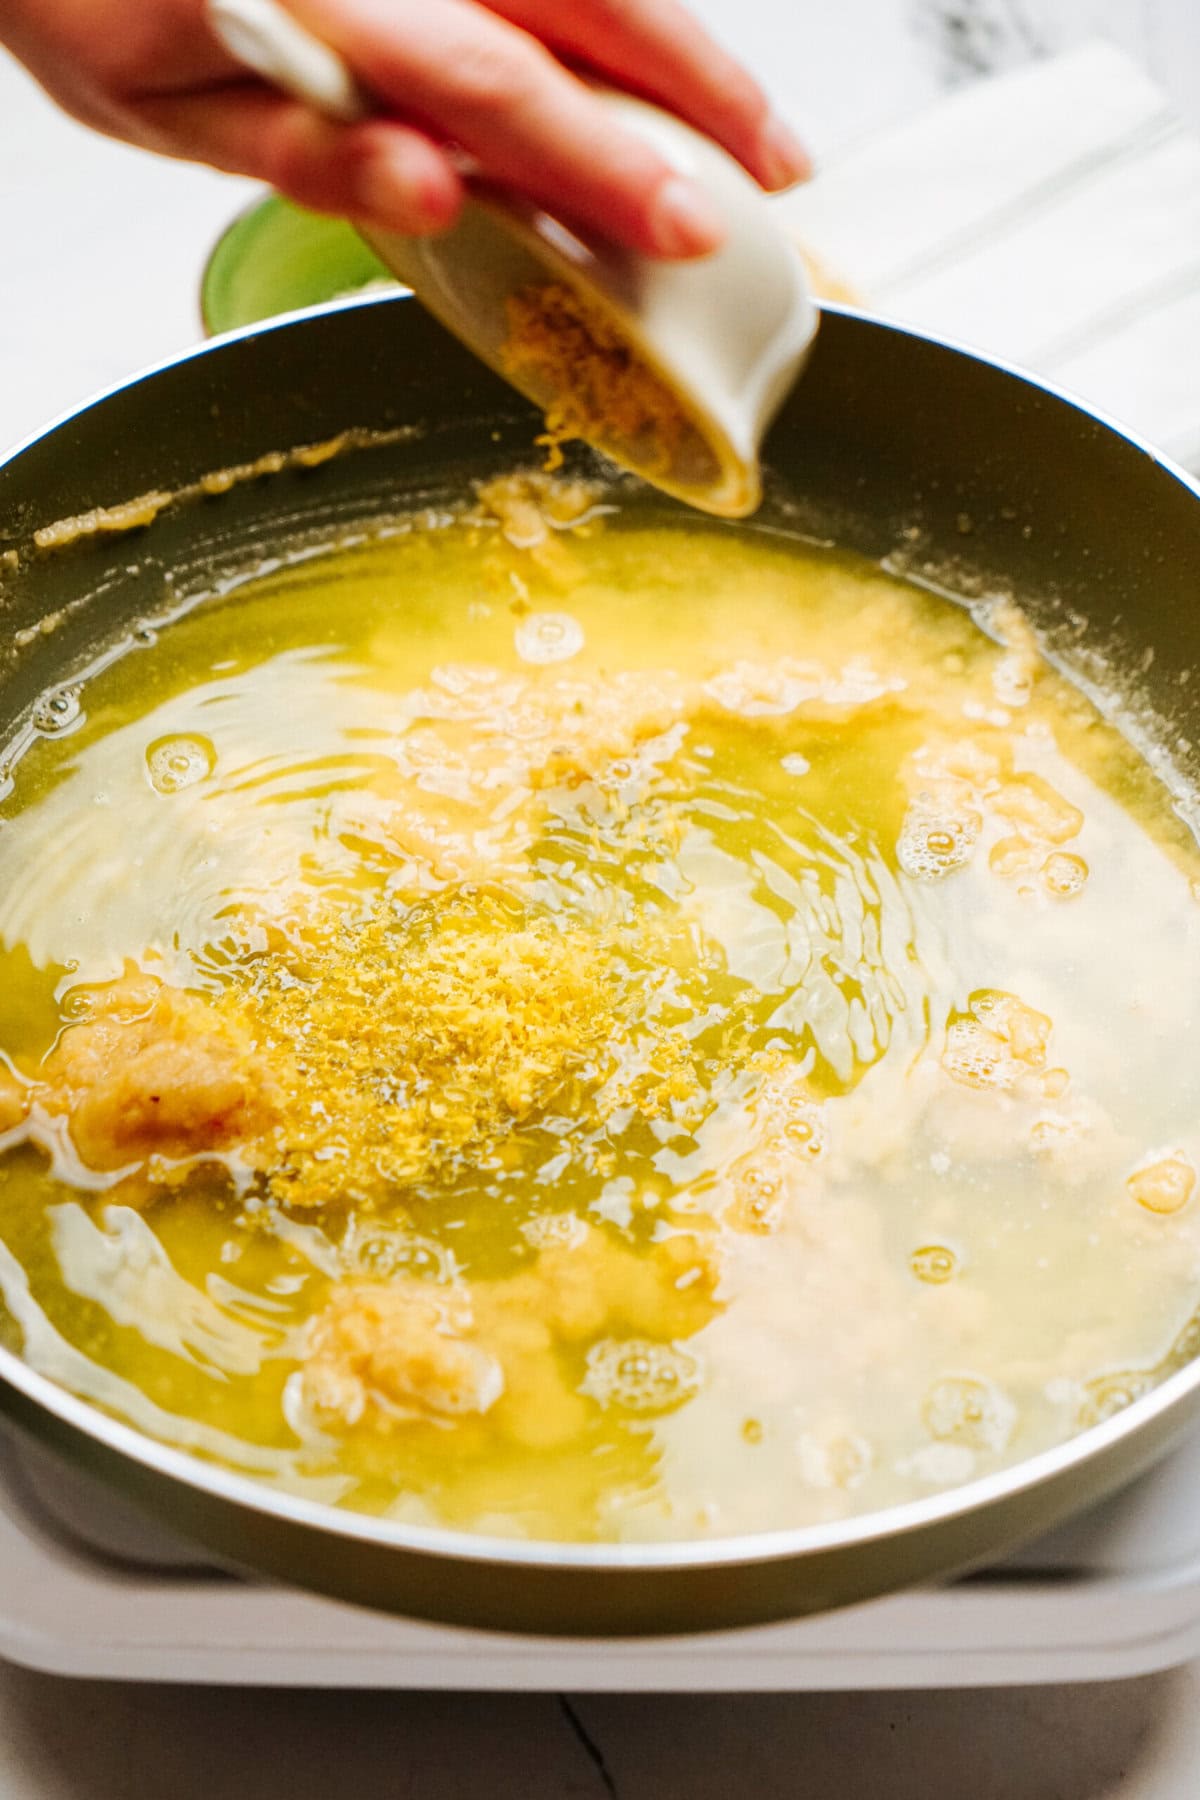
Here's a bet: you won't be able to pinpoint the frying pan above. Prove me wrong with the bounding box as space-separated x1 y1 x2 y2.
1 296 1199 1636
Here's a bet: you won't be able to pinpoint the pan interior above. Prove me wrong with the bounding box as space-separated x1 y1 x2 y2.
3 409 1200 1551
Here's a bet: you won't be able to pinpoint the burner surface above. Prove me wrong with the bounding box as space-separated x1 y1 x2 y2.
4 1428 1200 1688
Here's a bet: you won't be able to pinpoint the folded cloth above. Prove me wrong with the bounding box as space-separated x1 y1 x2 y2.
777 42 1200 473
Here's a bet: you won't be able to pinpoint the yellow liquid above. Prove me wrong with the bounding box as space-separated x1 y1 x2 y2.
2 482 1200 1543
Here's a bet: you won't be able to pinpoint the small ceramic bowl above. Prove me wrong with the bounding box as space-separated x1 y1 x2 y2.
207 0 818 516
362 93 818 516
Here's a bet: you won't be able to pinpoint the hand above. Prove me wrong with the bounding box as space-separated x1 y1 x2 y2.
1 0 810 256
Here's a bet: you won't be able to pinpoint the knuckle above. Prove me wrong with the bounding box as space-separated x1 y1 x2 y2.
263 118 320 200
329 126 456 233
330 125 387 188
262 112 350 210
448 37 550 118
586 0 644 25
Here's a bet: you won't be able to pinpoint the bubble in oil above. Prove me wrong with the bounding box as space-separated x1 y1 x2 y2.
942 996 1049 1092
1163 1306 1200 1371
582 1337 702 1415
922 1376 1015 1452
827 1435 873 1487
797 1429 873 1489
1041 851 1088 899
347 1227 455 1281
896 796 980 879
514 610 584 665
1127 1152 1195 1216
521 1212 588 1251
1077 1370 1154 1429
726 1160 788 1235
911 1244 957 1284
942 1018 1006 1089
1080 1306 1200 1428
145 733 217 794
32 687 82 734
785 1118 819 1153
755 1077 825 1160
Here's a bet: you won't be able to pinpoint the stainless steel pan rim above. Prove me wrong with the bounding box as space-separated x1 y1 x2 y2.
3 1306 1200 1575
2 295 1200 1628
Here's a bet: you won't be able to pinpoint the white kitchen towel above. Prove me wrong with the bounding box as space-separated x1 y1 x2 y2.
777 41 1200 472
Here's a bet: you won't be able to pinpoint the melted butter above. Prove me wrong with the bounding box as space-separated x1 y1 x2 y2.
1 487 1200 1543
26 431 415 557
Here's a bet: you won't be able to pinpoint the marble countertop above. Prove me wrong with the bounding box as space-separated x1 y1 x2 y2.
2 1 1200 1794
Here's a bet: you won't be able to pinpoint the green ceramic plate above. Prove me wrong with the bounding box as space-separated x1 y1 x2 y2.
201 194 401 335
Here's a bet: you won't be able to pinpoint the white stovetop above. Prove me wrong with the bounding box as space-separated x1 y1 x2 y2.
3 2 1200 1794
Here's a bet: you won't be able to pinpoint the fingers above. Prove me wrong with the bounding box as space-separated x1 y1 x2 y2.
132 86 465 233
289 0 727 257
493 0 810 191
128 0 807 260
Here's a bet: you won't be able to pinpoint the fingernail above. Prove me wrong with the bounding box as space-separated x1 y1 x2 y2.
759 114 812 190
651 177 725 258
